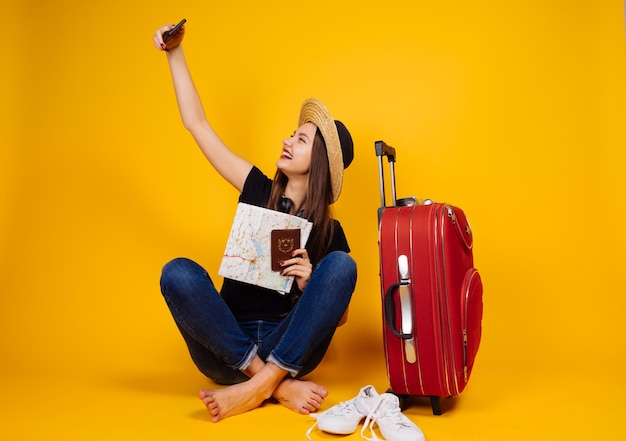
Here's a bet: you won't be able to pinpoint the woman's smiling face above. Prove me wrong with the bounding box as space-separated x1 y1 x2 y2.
277 122 316 178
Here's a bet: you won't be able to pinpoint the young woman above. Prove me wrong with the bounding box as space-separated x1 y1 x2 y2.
153 22 357 422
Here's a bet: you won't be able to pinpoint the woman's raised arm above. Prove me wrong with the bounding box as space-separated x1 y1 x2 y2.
154 23 252 192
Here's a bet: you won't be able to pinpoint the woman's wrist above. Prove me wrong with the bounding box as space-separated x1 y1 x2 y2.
165 45 185 62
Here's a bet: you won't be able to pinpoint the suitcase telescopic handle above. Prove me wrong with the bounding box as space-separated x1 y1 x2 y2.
375 140 418 224
375 140 398 210
375 140 396 162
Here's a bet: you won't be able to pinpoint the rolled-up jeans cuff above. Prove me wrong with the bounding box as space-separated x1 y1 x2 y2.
237 344 258 372
266 353 299 378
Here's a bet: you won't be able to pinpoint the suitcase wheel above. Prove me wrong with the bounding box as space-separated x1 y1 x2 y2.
385 389 446 415
430 396 442 415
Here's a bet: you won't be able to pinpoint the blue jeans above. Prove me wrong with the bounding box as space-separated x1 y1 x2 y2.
159 251 357 384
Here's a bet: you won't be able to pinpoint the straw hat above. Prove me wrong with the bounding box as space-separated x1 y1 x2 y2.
298 98 354 203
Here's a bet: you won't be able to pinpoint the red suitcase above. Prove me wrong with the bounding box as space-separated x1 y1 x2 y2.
376 140 483 415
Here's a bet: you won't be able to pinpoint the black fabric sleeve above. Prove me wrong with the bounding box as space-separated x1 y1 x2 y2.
239 166 273 207
328 220 351 254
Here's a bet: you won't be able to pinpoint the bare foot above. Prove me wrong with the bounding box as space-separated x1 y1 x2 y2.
272 378 328 414
198 364 285 422
198 382 265 422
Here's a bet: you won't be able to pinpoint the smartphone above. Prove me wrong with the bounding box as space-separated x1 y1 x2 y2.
163 19 186 43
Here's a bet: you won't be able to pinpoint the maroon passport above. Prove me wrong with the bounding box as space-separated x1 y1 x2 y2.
271 229 300 271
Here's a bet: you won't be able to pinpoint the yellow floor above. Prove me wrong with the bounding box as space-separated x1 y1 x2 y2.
1 326 621 441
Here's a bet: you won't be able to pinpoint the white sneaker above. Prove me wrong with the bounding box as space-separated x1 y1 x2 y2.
360 393 425 441
305 385 380 440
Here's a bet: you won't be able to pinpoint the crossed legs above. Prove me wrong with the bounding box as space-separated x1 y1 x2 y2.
161 252 356 422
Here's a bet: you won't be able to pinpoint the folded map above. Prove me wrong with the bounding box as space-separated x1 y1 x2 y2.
218 203 313 294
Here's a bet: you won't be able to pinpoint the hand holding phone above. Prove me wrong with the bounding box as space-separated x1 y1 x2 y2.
163 19 186 45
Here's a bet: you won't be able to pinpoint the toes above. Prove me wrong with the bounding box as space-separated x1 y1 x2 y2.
311 392 325 405
317 386 329 398
199 392 219 414
312 385 329 399
202 397 218 411
310 390 326 407
298 404 313 415
311 400 323 411
203 399 220 419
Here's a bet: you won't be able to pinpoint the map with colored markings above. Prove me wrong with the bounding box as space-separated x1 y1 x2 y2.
218 203 312 293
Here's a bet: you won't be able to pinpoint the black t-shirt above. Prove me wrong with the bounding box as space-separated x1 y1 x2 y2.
220 166 350 321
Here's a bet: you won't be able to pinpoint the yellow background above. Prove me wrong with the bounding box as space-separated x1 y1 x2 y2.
1 1 624 440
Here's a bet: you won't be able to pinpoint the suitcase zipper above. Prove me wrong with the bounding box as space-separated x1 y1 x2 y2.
460 269 481 383
463 329 468 382
446 205 456 222
447 204 473 250
461 271 472 383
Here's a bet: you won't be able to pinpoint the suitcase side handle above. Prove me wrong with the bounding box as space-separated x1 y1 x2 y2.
384 255 418 364
384 281 413 340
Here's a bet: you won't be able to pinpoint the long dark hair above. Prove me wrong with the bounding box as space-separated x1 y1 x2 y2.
267 128 335 265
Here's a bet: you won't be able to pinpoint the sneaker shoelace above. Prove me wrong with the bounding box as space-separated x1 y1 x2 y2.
360 395 414 441
305 399 361 441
